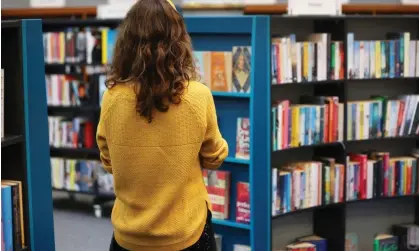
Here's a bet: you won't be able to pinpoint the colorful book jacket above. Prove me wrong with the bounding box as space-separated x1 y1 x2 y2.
210 52 232 92
1 185 13 251
236 182 250 224
232 46 251 93
236 118 250 160
202 170 230 220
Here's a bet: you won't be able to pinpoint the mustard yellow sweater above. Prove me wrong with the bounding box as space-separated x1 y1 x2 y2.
96 81 228 251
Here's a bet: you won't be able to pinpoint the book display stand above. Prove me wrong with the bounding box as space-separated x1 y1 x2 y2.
1 20 55 251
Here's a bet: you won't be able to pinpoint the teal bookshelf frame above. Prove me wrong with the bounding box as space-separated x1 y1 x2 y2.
2 19 55 251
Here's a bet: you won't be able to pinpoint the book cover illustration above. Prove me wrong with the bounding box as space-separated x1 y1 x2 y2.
99 75 107 107
374 234 398 251
236 182 250 224
193 51 211 87
94 162 115 195
345 232 359 251
202 170 230 220
232 46 251 93
236 118 250 160
76 161 95 192
210 52 232 92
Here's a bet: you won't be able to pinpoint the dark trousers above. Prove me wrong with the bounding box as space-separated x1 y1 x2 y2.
110 208 217 251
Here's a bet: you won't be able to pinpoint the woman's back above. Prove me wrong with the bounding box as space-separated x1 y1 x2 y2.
97 80 228 250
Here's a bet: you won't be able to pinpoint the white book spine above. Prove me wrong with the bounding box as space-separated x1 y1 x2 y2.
287 37 293 83
409 41 416 77
385 101 392 137
272 168 277 216
296 43 302 83
359 41 365 79
404 32 410 77
355 103 361 140
347 103 352 141
347 33 354 79
416 41 419 77
338 103 344 141
315 106 321 143
367 161 374 199
277 104 283 150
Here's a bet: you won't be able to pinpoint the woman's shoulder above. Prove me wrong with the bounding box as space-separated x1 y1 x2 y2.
185 81 212 98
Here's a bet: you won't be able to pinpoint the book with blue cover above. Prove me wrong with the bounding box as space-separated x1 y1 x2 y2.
2 185 13 251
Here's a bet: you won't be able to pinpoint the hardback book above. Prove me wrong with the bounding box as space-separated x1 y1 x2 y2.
286 242 316 251
393 224 419 250
297 235 327 251
345 233 359 251
193 51 211 87
1 185 13 251
1 180 25 248
233 244 251 251
1 69 4 138
374 234 398 251
232 46 251 93
202 170 230 220
214 234 222 251
210 52 232 92
236 118 250 160
236 182 250 224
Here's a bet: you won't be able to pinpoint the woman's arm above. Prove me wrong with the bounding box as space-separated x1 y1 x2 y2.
199 90 229 170
96 91 113 174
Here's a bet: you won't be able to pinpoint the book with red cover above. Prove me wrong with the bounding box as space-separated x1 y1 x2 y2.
236 118 250 160
236 182 250 224
349 153 368 199
202 170 230 220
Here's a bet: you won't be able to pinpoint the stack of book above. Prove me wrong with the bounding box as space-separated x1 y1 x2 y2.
193 46 252 93
48 116 95 149
272 157 345 216
282 235 327 251
46 75 92 107
2 180 26 251
272 33 345 84
43 27 117 65
272 96 343 150
347 32 419 79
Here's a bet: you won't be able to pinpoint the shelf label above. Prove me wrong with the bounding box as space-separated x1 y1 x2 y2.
288 0 342 16
30 0 65 7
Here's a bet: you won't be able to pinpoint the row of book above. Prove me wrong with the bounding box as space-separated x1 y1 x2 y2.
272 151 419 216
277 224 419 251
43 28 117 65
46 74 92 107
272 157 345 215
347 32 419 79
272 34 344 84
48 116 95 149
347 152 418 201
202 170 250 224
51 158 114 195
2 180 26 251
272 96 343 150
347 94 419 141
193 47 252 93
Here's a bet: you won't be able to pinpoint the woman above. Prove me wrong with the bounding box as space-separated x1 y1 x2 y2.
96 0 228 250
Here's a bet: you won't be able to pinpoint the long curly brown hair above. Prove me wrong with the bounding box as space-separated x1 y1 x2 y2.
106 0 196 123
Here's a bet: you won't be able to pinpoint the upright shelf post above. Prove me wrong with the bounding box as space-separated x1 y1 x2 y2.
21 19 55 251
250 15 271 251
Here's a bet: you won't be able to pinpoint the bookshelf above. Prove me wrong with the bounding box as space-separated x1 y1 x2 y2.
1 19 55 251
18 13 419 251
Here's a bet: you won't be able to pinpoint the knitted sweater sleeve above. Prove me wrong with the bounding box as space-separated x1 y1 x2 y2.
96 90 113 174
199 89 228 169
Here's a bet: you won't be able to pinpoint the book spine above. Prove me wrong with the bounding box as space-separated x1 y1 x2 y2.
1 186 13 251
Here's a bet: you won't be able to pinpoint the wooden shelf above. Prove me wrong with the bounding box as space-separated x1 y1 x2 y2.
244 4 419 15
2 4 419 19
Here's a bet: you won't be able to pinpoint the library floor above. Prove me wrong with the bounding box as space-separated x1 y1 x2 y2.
53 193 113 251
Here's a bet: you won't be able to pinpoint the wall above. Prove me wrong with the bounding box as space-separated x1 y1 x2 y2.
1 0 402 9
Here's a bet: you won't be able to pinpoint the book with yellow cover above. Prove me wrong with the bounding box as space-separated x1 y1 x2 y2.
210 52 232 92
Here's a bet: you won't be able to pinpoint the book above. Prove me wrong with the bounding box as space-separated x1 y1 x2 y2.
233 244 251 251
214 234 222 251
98 75 107 106
210 52 232 92
393 224 419 250
46 75 92 107
193 51 211 87
297 235 327 251
1 185 13 251
236 182 250 224
345 233 358 251
202 170 230 220
236 118 250 160
286 242 316 251
232 46 251 93
1 180 24 249
374 234 398 251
